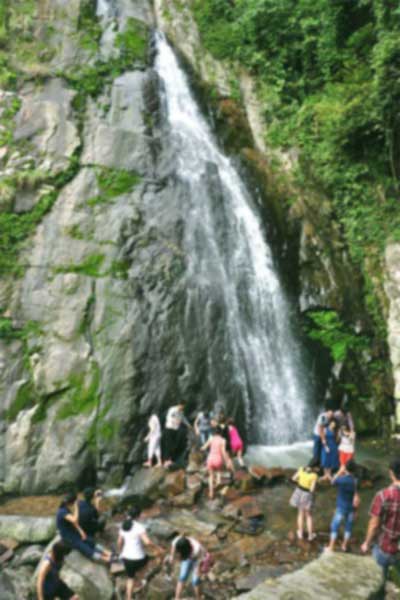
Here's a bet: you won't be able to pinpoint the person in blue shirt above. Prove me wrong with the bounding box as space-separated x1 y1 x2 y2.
36 541 78 600
56 492 111 562
326 459 360 552
78 488 106 538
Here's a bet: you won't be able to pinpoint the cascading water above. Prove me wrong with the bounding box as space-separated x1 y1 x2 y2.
155 33 315 445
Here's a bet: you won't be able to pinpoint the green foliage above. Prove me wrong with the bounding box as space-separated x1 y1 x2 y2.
0 95 21 146
55 253 106 278
192 0 400 339
77 1 102 54
6 381 35 421
66 17 149 113
87 167 140 206
109 259 130 280
0 317 41 341
57 365 101 420
115 17 148 67
306 309 369 362
0 155 80 277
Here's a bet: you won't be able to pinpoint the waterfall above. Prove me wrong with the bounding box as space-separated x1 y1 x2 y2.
96 0 113 18
155 34 315 445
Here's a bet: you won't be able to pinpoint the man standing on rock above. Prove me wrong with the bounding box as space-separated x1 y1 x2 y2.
312 408 333 463
361 458 400 581
163 404 191 467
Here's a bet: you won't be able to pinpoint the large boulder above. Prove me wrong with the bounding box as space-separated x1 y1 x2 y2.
0 515 55 543
61 550 113 600
122 467 165 505
0 571 17 600
237 553 382 599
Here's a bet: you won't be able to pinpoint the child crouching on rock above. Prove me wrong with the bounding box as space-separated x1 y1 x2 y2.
289 458 319 541
167 534 206 600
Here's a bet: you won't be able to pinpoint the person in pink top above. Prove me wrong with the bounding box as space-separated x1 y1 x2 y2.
227 418 244 467
201 427 232 499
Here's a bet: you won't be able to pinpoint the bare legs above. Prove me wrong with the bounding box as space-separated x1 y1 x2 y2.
297 509 304 539
208 469 223 499
126 577 134 600
144 438 162 468
306 510 315 541
297 510 315 541
236 449 244 467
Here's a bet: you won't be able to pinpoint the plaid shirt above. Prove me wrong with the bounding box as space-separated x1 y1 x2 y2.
370 485 400 554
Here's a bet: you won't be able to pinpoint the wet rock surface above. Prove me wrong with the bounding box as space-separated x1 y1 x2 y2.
0 515 55 543
238 553 383 599
1 455 398 599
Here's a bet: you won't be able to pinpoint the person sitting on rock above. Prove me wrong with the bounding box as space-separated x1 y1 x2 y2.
36 540 79 600
118 506 163 599
168 535 206 600
289 457 319 541
56 492 112 563
202 426 233 499
78 487 106 538
143 414 162 468
227 418 244 467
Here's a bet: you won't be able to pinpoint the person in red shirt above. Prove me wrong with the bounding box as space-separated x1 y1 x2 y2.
361 458 400 580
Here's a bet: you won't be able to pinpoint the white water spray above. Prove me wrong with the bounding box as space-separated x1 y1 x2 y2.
155 34 315 444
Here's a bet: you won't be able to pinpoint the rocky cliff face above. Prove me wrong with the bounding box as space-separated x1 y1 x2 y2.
155 0 394 434
0 0 202 493
0 0 396 495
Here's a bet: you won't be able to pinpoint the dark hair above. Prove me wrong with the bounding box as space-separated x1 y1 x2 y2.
346 459 357 474
128 506 141 520
60 492 77 508
390 458 400 480
83 487 95 502
217 411 226 423
214 426 223 436
307 457 320 470
122 519 133 532
175 536 192 560
227 418 234 426
52 541 69 563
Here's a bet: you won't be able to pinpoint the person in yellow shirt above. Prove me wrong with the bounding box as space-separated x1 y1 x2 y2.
289 458 320 541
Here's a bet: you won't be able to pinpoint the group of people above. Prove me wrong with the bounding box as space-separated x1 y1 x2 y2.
144 404 245 499
290 406 400 587
37 488 209 600
312 407 356 480
37 403 400 598
291 407 358 547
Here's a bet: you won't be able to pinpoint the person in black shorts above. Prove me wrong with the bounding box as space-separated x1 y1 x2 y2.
36 541 79 600
118 506 163 599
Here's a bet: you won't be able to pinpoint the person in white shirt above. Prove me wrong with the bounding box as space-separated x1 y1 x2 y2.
143 414 162 468
118 506 162 599
163 404 191 467
312 409 333 463
168 535 205 600
338 425 356 466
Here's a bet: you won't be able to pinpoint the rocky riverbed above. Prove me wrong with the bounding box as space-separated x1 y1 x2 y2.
1 448 400 599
